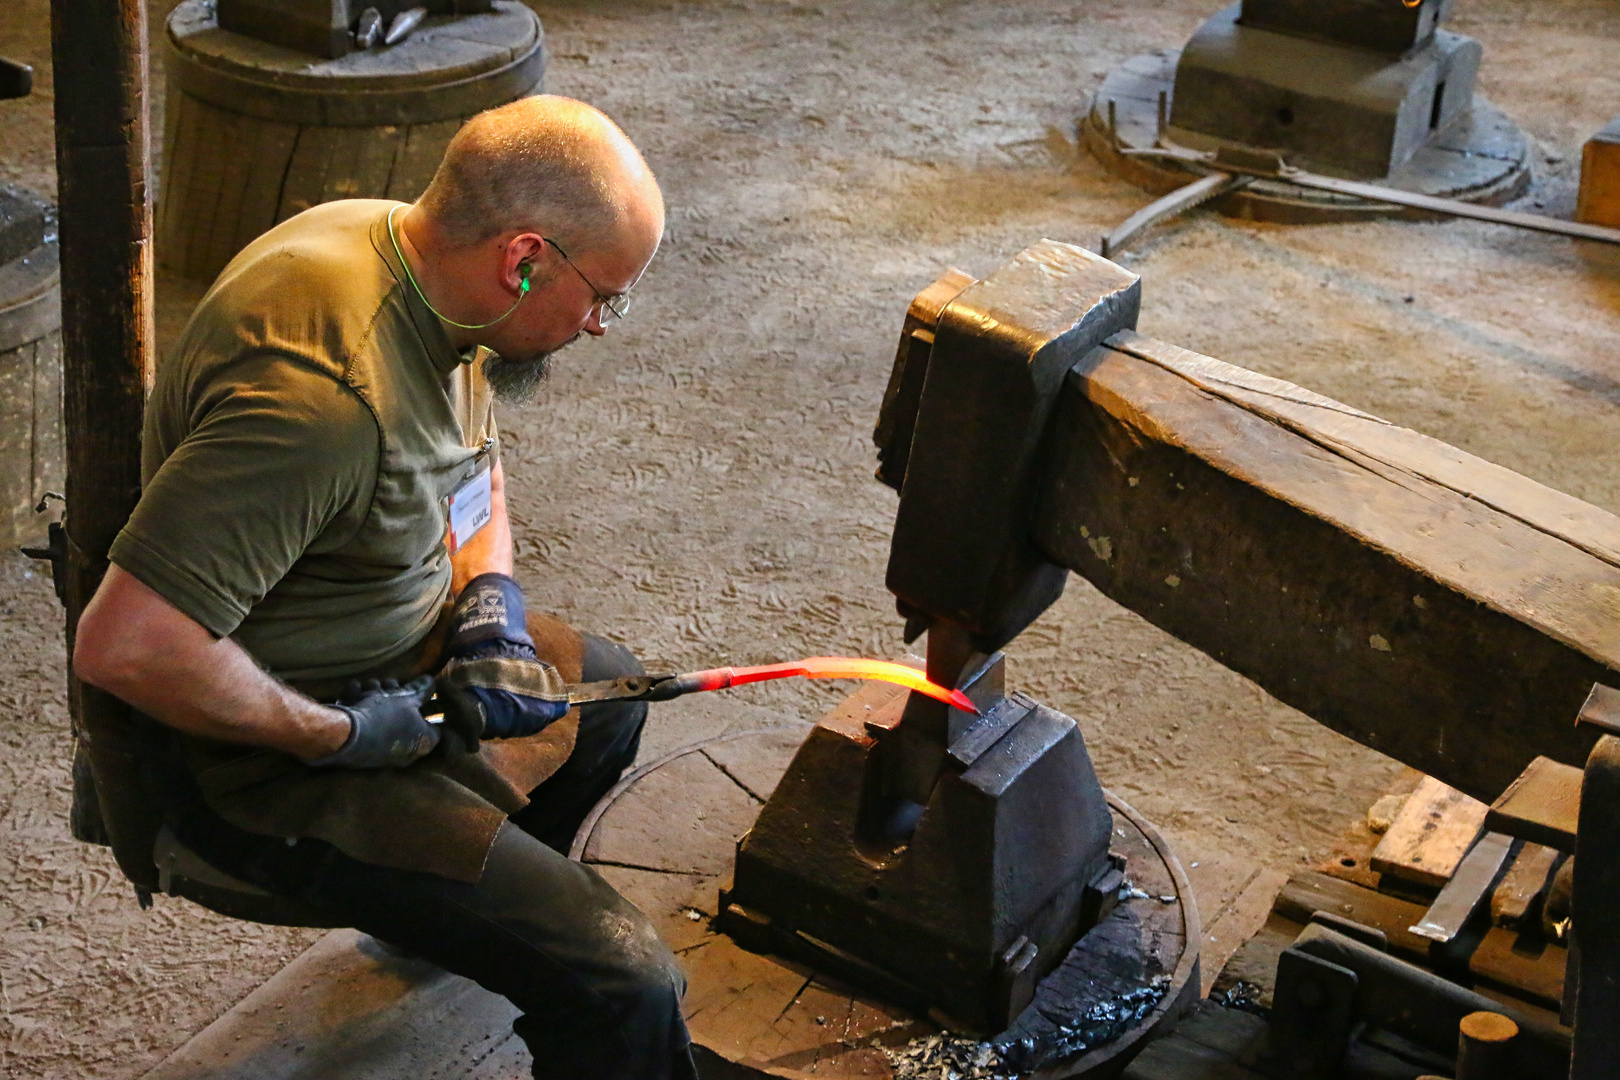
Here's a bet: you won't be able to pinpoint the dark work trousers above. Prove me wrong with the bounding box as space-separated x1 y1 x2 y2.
162 635 698 1080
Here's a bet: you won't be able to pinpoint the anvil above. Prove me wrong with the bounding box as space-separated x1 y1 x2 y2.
718 244 1142 1032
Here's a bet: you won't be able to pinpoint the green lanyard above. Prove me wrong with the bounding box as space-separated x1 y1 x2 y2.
387 205 529 330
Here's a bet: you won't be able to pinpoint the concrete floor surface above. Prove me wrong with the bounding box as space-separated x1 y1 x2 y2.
1 0 1619 1075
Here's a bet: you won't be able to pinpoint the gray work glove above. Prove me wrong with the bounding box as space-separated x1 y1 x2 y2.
306 675 439 769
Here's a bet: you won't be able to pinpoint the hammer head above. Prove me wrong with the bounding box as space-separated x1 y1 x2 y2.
0 58 32 100
877 241 1140 653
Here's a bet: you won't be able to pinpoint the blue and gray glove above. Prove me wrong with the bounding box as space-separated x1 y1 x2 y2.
436 573 570 746
307 676 439 769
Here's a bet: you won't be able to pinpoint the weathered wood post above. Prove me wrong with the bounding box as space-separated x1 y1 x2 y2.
49 0 160 895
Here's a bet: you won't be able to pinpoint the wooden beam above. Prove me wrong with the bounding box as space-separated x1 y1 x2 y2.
1492 843 1562 930
1487 756 1583 853
1035 332 1620 803
49 0 157 891
1370 777 1489 890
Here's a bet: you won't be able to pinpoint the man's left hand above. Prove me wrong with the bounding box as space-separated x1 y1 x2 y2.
436 573 570 749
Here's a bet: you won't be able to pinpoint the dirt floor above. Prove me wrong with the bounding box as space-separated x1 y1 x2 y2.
3 0 1620 1076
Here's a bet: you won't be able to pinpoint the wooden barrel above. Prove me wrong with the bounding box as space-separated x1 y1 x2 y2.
157 0 545 283
0 186 62 549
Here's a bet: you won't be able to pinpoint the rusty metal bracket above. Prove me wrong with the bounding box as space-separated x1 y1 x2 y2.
20 518 70 608
1262 947 1358 1080
1099 171 1247 258
1276 924 1571 1077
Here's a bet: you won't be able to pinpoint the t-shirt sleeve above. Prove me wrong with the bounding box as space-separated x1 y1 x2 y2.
110 353 379 638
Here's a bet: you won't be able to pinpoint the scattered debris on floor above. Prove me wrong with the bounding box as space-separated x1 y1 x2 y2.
1365 793 1408 834
886 971 1174 1078
884 1034 1009 1080
996 975 1171 1073
1209 979 1267 1015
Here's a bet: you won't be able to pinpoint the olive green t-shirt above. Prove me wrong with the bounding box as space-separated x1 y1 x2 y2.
110 200 498 682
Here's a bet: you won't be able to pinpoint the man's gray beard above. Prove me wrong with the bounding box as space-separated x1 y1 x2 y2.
483 350 552 404
483 332 585 403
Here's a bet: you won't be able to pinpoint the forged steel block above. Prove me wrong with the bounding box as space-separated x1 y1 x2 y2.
1239 0 1454 57
721 687 1115 1032
217 0 355 57
1171 4 1481 178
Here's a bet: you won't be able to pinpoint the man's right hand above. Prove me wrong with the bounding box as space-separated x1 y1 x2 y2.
307 676 440 769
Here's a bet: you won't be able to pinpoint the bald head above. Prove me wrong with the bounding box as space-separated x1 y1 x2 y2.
418 95 663 256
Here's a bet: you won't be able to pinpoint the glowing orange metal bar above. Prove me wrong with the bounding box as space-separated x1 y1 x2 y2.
677 657 978 714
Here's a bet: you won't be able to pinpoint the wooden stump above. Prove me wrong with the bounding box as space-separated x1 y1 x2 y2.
157 0 545 283
0 186 62 548
572 711 1201 1079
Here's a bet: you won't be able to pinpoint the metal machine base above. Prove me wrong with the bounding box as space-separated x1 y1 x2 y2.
1172 2 1480 180
1087 51 1531 225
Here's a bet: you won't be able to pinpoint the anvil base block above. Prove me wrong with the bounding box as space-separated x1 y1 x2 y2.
718 691 1117 1033
1170 3 1481 180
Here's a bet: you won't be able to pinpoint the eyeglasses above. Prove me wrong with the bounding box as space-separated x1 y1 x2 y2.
544 237 632 323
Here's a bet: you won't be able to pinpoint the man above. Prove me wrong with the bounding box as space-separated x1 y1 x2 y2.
71 96 695 1079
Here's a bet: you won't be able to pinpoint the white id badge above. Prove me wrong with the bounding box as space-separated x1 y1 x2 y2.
446 464 493 554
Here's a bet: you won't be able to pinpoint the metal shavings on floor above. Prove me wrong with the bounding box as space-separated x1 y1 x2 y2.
995 975 1172 1073
884 974 1173 1079
884 1034 1011 1080
1210 979 1267 1015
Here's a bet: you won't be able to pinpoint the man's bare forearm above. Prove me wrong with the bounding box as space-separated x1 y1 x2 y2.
449 458 515 597
74 566 351 759
76 456 516 753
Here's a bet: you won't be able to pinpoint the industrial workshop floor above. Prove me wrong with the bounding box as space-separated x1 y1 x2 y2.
3 1 1620 1076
